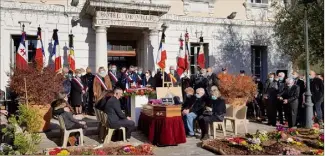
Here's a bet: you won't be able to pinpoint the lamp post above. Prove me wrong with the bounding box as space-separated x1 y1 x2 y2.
283 0 317 128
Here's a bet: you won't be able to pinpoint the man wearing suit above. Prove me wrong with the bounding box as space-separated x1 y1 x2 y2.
277 72 286 124
278 78 300 128
292 71 305 126
263 73 278 126
207 67 218 92
310 70 324 124
104 88 135 140
108 65 122 89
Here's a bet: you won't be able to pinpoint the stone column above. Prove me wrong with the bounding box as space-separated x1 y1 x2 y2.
148 29 159 71
142 30 149 71
95 26 107 70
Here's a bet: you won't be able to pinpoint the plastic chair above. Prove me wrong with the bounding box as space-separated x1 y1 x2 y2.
94 109 105 141
101 112 126 144
58 115 84 148
224 106 248 135
209 121 226 138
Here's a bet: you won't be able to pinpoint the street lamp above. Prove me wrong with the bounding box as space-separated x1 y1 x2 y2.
283 0 317 128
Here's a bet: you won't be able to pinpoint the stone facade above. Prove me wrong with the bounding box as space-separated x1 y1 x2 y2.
0 0 292 91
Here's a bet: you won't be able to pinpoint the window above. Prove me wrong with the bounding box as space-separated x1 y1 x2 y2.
251 46 267 82
250 0 268 4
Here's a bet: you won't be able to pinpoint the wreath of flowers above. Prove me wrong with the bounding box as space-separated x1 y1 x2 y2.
123 88 156 97
48 148 70 155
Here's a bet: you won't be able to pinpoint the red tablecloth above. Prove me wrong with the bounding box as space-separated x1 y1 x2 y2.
138 113 186 145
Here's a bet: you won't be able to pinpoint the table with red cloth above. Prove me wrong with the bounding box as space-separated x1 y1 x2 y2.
138 113 186 145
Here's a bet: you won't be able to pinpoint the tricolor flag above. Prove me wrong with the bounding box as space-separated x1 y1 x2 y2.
176 34 186 76
52 29 62 72
156 32 167 69
68 33 75 71
197 36 205 69
35 26 45 69
184 31 190 72
16 30 28 69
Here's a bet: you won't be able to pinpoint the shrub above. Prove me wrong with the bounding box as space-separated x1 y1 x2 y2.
217 73 257 105
16 105 42 132
9 67 64 105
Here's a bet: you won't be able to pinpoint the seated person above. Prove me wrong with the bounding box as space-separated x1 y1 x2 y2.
51 91 68 117
183 88 206 137
104 88 136 140
55 99 87 130
182 87 196 111
198 86 226 140
95 90 114 111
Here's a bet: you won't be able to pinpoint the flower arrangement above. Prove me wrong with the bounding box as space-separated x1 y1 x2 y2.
48 148 70 155
148 99 162 105
123 88 156 98
217 74 257 105
256 130 269 142
308 149 324 155
282 147 301 155
286 138 303 146
49 144 154 155
319 134 324 141
227 137 247 146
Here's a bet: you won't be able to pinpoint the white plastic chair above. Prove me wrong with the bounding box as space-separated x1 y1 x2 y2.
58 115 84 148
101 112 126 144
224 106 248 135
209 121 226 138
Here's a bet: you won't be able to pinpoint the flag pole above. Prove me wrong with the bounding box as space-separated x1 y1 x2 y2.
162 68 165 88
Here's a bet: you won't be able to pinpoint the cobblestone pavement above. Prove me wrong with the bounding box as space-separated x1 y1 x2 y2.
39 116 275 155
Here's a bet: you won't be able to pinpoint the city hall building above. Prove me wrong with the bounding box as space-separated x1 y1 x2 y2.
0 0 291 91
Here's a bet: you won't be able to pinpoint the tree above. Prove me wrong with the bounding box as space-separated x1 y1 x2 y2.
273 0 324 71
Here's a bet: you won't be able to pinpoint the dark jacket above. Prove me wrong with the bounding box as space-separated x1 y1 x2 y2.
60 111 81 130
81 73 94 92
190 97 206 115
210 98 226 122
164 72 181 87
70 78 83 107
144 76 155 88
63 79 71 95
277 79 286 94
108 71 122 88
279 85 300 106
104 96 126 128
207 73 218 90
263 79 278 99
182 95 196 110
95 96 111 111
294 78 305 103
310 78 324 101
154 71 163 88
191 74 208 91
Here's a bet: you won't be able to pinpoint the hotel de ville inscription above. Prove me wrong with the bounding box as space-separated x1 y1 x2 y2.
94 11 160 29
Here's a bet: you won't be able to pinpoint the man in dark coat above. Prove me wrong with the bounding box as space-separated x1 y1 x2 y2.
263 73 278 126
191 68 208 93
277 72 286 124
207 67 218 92
181 73 191 101
104 88 136 140
310 70 324 124
154 69 163 88
278 78 300 128
108 65 122 89
292 71 305 126
81 67 95 115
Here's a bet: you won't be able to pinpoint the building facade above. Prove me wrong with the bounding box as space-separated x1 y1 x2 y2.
0 0 291 91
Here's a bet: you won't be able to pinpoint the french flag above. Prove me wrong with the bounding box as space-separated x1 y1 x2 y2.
156 32 167 69
35 26 45 69
68 33 75 71
197 36 205 69
177 34 185 76
16 31 28 69
52 29 62 72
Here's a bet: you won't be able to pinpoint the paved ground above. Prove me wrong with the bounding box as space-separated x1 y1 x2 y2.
38 116 275 155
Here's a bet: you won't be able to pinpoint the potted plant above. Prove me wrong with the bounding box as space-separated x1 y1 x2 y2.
9 66 64 132
217 73 257 107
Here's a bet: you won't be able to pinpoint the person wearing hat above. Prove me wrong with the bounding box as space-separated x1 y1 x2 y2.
81 67 95 115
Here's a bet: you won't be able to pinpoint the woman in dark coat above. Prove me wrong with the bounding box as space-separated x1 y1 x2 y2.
70 69 85 114
198 86 226 140
144 70 155 88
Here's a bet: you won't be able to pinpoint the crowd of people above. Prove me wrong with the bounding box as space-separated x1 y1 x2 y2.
48 64 323 144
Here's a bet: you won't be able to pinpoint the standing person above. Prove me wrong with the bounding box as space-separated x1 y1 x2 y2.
277 72 286 125
263 73 278 126
181 73 191 101
207 67 218 90
136 67 145 87
292 71 305 127
192 68 208 94
81 67 95 115
182 88 206 137
198 86 226 140
108 65 122 89
71 69 86 114
165 66 180 87
278 78 300 128
253 76 264 121
93 67 112 102
310 70 324 124
154 68 163 88
144 70 155 88
104 88 136 140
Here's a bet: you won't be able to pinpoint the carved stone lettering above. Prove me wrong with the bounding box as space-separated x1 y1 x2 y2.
95 19 157 28
96 12 159 23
